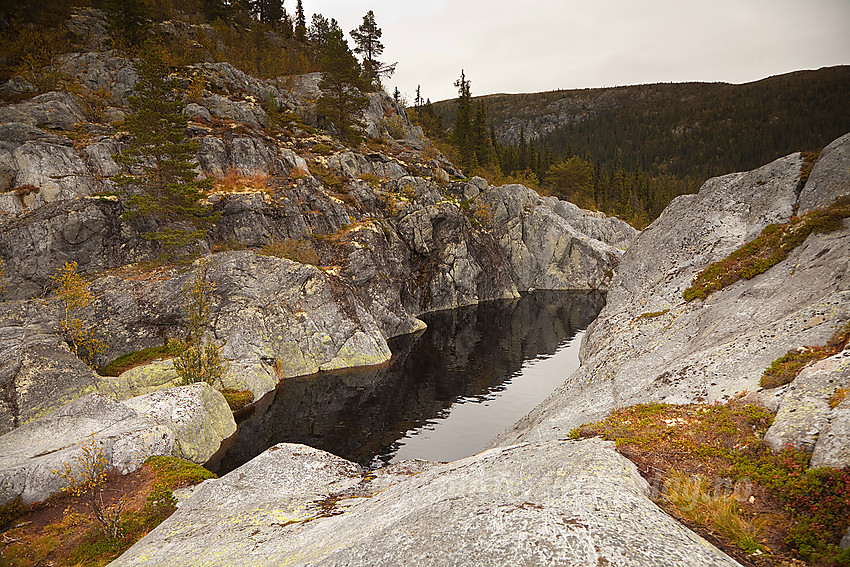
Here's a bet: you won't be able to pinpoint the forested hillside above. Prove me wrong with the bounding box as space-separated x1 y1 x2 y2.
424 67 850 227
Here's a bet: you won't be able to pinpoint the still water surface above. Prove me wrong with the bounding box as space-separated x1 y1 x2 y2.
207 291 604 474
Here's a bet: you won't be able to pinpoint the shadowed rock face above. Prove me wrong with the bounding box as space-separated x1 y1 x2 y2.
492 134 850 459
206 291 605 473
109 440 741 567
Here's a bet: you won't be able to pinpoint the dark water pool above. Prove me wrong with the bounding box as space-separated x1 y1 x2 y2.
206 291 605 474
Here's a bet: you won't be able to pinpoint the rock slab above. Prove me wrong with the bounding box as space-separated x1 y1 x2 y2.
108 439 740 567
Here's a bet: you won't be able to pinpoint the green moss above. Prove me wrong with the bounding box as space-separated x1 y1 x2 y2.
634 309 669 321
684 196 850 302
98 342 183 377
219 388 254 411
145 456 217 488
0 496 27 528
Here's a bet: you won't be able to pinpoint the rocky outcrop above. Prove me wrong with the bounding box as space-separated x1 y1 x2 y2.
0 385 235 506
798 132 850 214
494 141 850 449
0 393 174 505
0 299 100 434
477 182 631 291
121 383 235 463
109 439 740 567
764 349 850 466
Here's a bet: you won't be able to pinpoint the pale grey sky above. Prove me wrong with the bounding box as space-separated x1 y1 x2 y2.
302 0 850 103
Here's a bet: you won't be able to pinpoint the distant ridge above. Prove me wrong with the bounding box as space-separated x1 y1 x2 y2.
430 66 850 181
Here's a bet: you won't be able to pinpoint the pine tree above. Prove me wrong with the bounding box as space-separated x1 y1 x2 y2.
114 45 217 257
414 85 422 109
472 101 494 167
317 30 368 143
350 10 395 86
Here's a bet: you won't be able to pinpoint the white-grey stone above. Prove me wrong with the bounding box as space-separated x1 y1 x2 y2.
0 393 174 506
108 439 741 567
122 383 236 463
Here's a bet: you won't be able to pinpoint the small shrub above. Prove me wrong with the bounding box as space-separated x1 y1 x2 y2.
50 261 106 368
359 173 382 188
56 437 126 539
174 258 228 386
312 162 344 190
219 388 254 411
259 238 320 265
760 321 850 388
799 151 820 187
385 114 406 139
312 142 334 156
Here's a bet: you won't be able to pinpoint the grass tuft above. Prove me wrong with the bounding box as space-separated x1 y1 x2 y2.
571 400 850 565
219 388 254 411
258 238 320 265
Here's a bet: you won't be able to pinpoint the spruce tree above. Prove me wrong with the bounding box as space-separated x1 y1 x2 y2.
453 70 475 170
294 0 306 42
114 45 216 257
317 30 368 143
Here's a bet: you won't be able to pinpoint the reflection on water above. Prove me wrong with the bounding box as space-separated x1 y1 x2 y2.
207 291 604 474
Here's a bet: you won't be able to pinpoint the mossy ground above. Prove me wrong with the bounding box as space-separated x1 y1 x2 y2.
760 321 850 389
98 342 183 377
683 197 850 303
571 400 850 566
0 458 216 567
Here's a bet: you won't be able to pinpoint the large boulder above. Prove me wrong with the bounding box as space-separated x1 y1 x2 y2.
494 147 850 447
0 393 174 505
0 299 100 435
0 91 85 131
122 383 236 463
109 439 740 567
798 132 850 214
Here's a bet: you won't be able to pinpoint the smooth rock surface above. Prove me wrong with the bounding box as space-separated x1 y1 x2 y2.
494 150 850 447
798 132 850 214
122 383 236 463
109 439 740 567
0 393 174 505
808 348 850 468
764 350 850 453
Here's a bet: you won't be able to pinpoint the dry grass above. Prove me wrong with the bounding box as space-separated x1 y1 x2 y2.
212 168 270 194
258 238 320 265
571 400 850 566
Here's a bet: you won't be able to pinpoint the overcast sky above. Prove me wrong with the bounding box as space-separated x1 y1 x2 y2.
301 0 850 103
